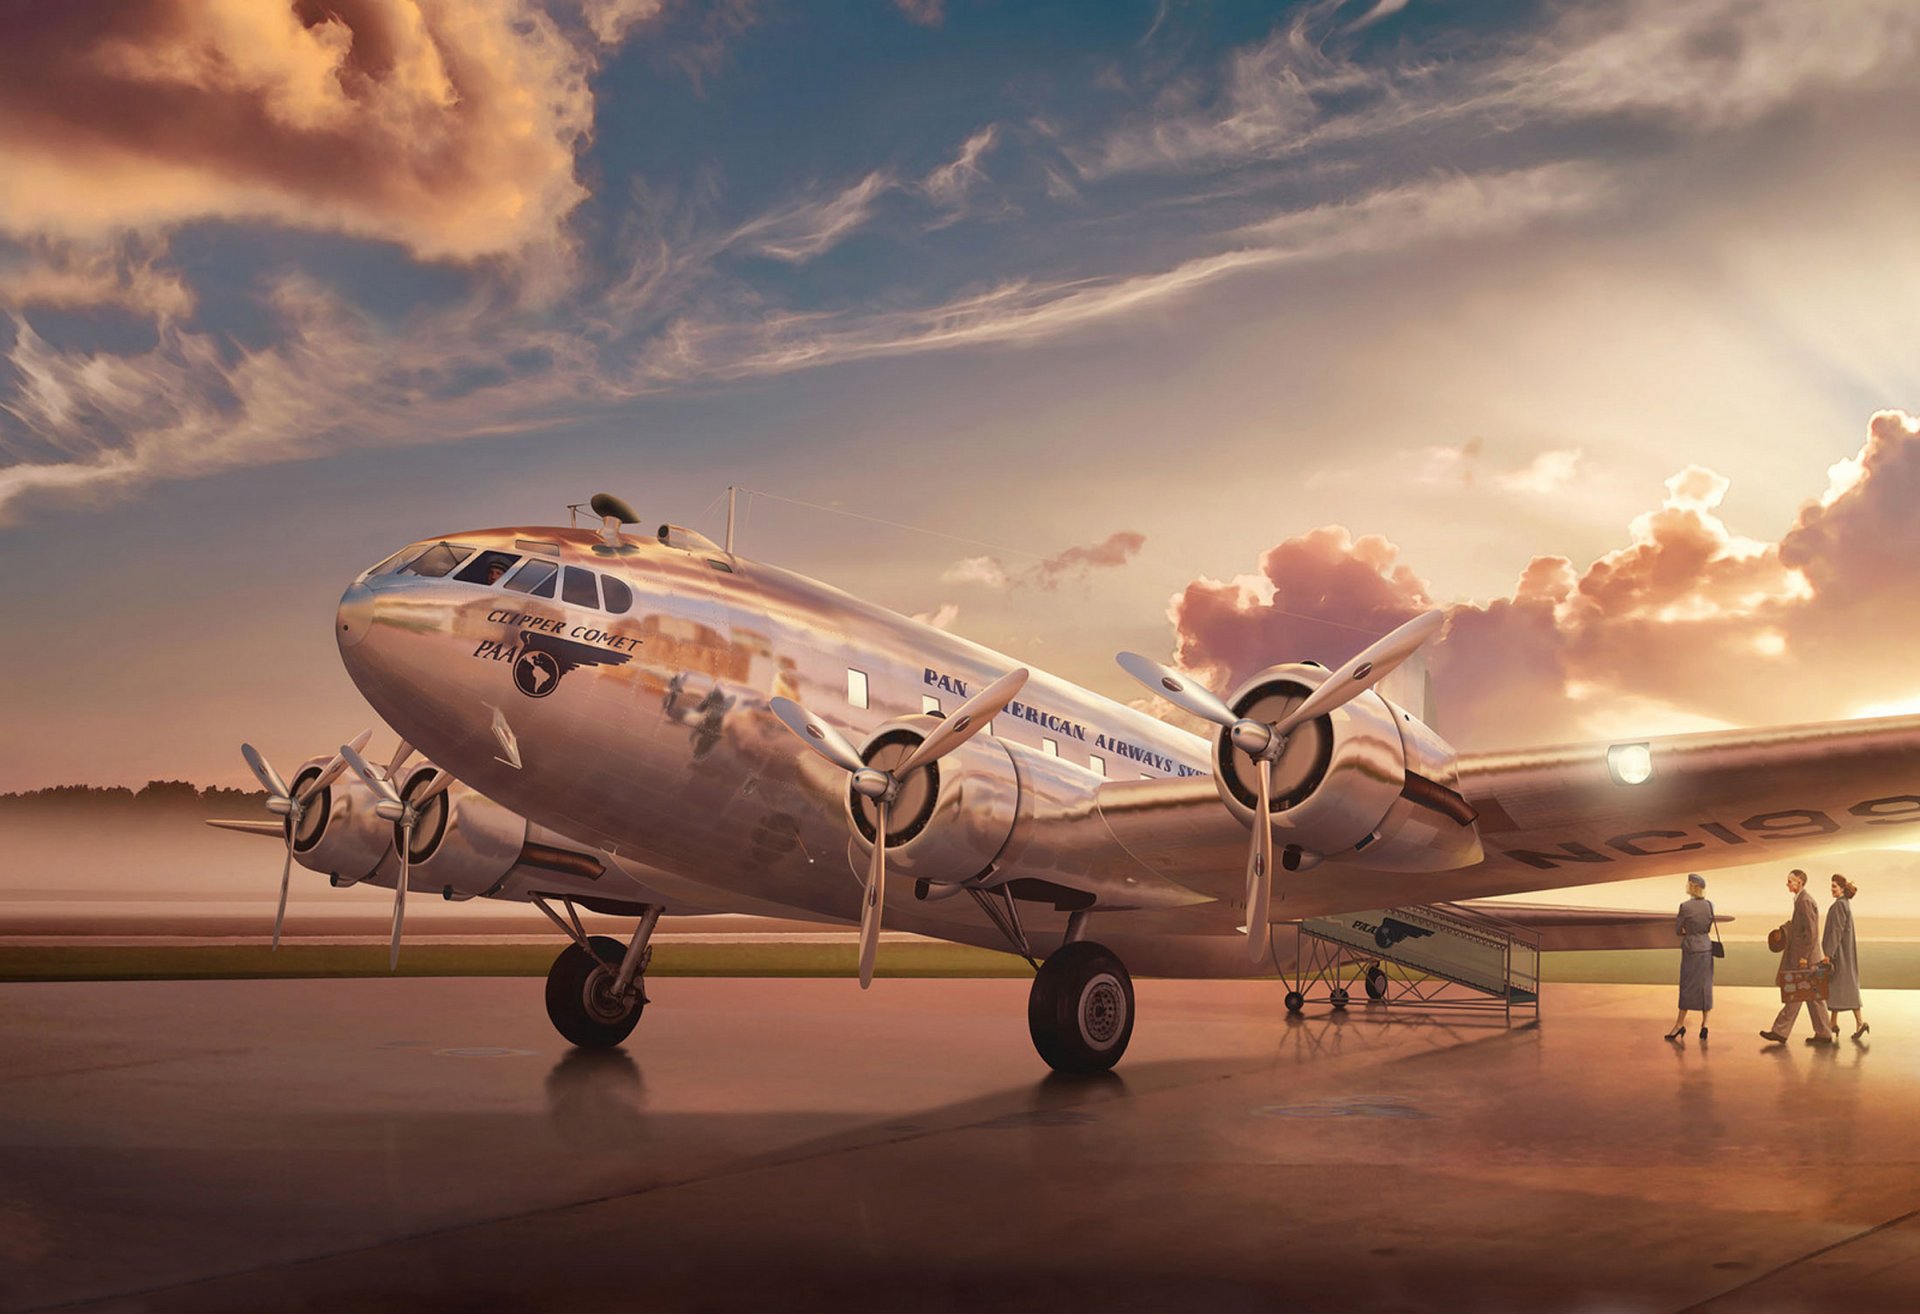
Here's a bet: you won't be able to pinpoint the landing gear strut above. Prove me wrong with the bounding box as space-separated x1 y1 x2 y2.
1028 940 1134 1074
536 899 660 1049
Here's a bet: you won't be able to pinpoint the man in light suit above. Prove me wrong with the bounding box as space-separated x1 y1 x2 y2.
1761 869 1833 1045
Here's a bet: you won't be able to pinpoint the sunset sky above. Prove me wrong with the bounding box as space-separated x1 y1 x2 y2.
3 0 1920 795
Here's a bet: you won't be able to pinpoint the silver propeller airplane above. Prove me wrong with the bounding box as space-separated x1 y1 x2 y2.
215 493 1920 1072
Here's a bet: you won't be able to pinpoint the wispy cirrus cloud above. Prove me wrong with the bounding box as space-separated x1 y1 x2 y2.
943 531 1147 594
1084 0 1920 178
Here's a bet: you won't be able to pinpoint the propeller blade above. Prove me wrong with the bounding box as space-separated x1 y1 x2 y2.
415 768 455 805
384 738 415 780
389 827 410 972
342 742 402 805
857 799 888 989
272 840 293 951
769 697 867 774
298 729 373 803
1246 756 1274 962
1271 610 1445 738
1116 653 1236 729
897 668 1028 776
241 744 289 801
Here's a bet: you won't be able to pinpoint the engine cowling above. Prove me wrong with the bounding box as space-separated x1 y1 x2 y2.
845 715 1020 885
1215 663 1480 872
391 764 530 899
285 758 395 883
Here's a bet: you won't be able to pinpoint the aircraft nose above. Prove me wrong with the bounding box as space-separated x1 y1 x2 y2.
336 582 375 649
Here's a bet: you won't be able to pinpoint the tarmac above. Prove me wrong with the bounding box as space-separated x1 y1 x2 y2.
2 976 1916 1313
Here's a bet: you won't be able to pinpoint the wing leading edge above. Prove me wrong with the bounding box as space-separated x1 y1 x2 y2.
1091 715 1920 922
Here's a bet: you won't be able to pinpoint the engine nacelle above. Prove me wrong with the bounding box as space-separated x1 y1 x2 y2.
845 715 1020 884
393 764 530 899
285 757 394 882
1215 663 1480 871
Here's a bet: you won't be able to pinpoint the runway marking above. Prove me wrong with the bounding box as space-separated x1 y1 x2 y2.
1676 1204 1920 1313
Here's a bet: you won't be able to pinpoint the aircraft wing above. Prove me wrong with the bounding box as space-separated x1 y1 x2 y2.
1093 715 1920 923
1447 901 1730 951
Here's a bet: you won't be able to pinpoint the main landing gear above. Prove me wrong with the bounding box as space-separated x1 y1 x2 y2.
535 899 660 1049
1028 941 1135 1074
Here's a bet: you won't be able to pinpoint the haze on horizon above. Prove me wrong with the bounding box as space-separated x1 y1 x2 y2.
3 0 1919 834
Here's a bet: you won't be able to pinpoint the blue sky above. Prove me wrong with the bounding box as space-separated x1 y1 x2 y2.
3 0 1920 789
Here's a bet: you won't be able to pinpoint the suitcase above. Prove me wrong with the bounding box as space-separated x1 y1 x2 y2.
1780 964 1830 1003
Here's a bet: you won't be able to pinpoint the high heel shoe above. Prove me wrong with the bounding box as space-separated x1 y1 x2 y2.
1664 1027 1685 1041
1853 1023 1870 1039
1698 1026 1709 1040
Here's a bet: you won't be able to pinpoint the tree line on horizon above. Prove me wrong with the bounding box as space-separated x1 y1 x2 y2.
0 781 269 812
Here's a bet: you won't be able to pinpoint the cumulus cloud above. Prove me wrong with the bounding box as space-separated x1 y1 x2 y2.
942 531 1148 593
1165 411 1920 749
0 0 596 264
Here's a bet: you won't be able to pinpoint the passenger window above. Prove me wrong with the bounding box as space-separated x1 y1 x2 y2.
1042 738 1059 757
562 566 600 609
1089 755 1106 777
601 575 633 614
921 695 941 715
455 550 522 587
404 542 470 578
503 559 559 598
847 669 869 709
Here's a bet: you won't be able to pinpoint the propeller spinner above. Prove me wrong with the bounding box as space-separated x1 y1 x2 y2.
1119 609 1444 961
770 667 1028 988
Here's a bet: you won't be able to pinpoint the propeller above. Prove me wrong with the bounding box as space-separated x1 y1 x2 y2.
770 667 1028 988
241 731 372 949
341 744 454 971
1119 609 1444 961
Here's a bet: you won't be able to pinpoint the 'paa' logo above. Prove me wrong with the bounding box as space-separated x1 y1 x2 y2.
510 630 631 698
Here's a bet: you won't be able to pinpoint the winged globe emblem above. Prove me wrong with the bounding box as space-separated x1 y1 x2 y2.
512 630 632 699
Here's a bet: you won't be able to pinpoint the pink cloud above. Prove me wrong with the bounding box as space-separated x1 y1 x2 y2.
0 1 597 264
1167 411 1920 748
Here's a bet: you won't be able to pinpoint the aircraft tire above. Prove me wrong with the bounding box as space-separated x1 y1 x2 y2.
1028 941 1134 1075
545 936 645 1048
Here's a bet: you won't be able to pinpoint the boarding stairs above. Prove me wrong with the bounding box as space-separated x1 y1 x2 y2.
1285 902 1541 1022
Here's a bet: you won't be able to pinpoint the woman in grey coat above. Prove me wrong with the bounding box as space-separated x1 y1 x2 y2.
1667 874 1715 1041
1825 875 1867 1038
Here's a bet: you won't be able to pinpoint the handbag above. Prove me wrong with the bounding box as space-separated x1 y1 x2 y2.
1710 916 1726 960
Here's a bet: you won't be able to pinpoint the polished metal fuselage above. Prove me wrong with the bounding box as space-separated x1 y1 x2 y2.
335 525 1241 969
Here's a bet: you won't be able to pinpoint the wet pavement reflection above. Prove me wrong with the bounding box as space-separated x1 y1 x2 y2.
1 977 1916 1312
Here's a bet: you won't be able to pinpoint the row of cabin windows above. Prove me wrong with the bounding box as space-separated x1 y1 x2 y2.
855 668 1160 780
384 542 632 614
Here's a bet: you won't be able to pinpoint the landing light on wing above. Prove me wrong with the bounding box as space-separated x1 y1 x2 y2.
1607 742 1655 786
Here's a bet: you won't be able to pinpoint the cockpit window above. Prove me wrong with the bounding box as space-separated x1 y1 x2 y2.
601 575 633 614
503 558 558 598
562 566 599 609
365 546 422 578
404 542 473 578
455 550 522 587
